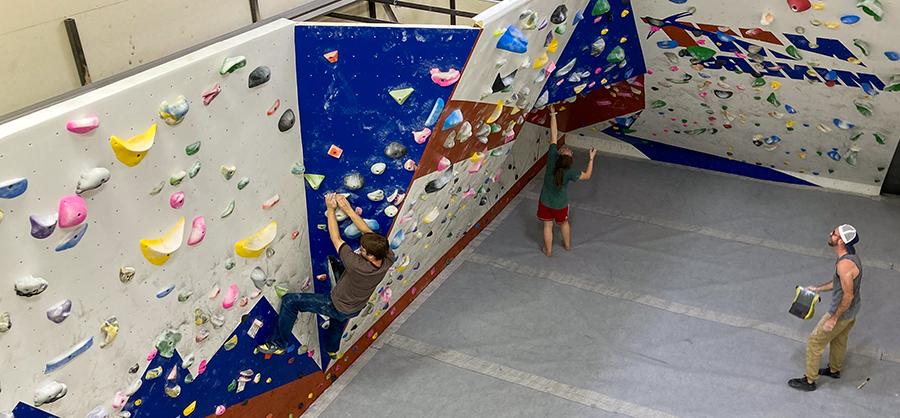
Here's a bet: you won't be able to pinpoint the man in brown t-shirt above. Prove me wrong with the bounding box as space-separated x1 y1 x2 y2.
259 194 395 357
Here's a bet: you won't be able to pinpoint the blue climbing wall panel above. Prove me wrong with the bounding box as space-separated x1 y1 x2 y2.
541 0 647 104
294 24 479 366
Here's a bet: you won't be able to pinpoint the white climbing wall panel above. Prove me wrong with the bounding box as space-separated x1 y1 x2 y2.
0 19 308 417
452 0 590 108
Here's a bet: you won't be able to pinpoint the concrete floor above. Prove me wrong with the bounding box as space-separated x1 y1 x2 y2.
312 153 900 418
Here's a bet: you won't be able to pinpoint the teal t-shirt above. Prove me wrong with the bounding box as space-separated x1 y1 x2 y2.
540 144 580 209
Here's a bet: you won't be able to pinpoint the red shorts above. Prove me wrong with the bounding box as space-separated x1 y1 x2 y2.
537 201 569 224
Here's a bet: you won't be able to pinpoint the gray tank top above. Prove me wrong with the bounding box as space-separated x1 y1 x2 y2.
829 253 862 319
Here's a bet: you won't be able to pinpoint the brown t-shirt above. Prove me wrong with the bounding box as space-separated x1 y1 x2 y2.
331 243 396 314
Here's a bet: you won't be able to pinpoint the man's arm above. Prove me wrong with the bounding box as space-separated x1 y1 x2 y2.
336 195 373 234
808 279 835 293
579 148 597 181
830 260 858 320
549 105 559 145
325 194 345 252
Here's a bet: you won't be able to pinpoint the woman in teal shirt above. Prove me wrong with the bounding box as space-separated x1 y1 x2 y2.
537 106 596 257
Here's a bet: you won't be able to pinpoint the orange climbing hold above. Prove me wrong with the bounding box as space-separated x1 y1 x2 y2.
328 144 343 158
323 50 339 63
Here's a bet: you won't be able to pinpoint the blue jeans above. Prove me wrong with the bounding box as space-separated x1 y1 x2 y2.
274 293 358 354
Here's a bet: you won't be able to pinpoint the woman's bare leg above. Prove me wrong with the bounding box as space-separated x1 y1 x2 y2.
561 220 572 250
542 221 554 257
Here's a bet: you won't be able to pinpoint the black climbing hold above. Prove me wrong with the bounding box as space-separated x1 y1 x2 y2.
551 5 568 24
279 109 296 132
248 66 271 88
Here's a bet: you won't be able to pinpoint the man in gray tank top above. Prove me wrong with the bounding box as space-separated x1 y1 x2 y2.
789 224 862 392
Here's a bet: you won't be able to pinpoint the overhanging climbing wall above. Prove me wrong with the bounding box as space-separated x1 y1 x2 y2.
0 20 325 418
559 0 900 195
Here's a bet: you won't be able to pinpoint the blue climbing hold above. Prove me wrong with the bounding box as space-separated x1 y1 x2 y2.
424 98 445 128
496 25 528 54
833 118 855 130
861 82 879 96
657 40 678 49
0 177 28 199
824 70 838 81
390 230 405 250
765 135 782 145
55 223 88 252
442 109 464 130
785 104 797 114
573 10 584 26
716 31 736 43
841 15 861 25
827 148 842 161
885 51 900 61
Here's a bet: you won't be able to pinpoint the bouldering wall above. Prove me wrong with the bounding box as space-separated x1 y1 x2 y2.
559 0 900 195
0 19 326 418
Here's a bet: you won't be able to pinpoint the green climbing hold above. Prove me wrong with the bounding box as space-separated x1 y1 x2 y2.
275 285 289 298
188 162 201 179
185 142 201 156
884 74 900 92
220 56 247 75
651 100 667 109
752 77 766 88
227 379 237 393
856 0 884 22
555 24 568 35
785 45 802 60
606 46 626 63
237 177 250 190
853 39 871 56
685 128 707 135
850 132 864 141
874 132 886 144
686 46 716 62
389 88 414 105
766 92 781 107
854 100 873 117
592 0 611 16
303 174 324 190
490 123 501 133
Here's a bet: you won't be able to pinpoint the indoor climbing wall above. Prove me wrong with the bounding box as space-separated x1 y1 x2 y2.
0 20 324 418
571 0 900 195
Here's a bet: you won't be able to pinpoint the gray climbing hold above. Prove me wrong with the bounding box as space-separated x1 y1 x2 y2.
225 258 236 270
384 141 407 159
75 167 111 195
250 267 274 290
149 181 165 196
0 312 10 333
188 161 201 179
155 329 182 358
46 299 72 323
278 109 295 132
34 381 67 406
343 172 364 190
221 200 235 218
119 266 135 283
86 406 109 418
248 66 271 88
15 275 49 297
237 177 250 190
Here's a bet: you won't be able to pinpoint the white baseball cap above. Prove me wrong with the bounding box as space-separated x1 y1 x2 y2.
837 224 859 246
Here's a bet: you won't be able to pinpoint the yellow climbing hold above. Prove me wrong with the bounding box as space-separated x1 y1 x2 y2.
573 83 587 94
135 400 143 406
140 217 185 266
110 124 156 167
308 393 314 399
621 9 630 17
619 36 628 44
771 81 781 90
786 120 796 128
224 335 238 351
601 28 609 35
533 52 549 69
485 101 503 124
234 221 277 258
389 88 414 105
547 38 559 53
183 401 196 416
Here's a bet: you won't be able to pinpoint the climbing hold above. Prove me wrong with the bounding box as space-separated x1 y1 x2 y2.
220 56 247 74
326 144 344 159
157 284 175 299
146 366 163 380
367 190 385 201
55 223 88 252
75 167 110 195
34 381 67 406
422 207 439 224
188 161 201 179
884 74 900 92
0 312 10 333
15 275 49 297
766 93 782 107
46 299 72 323
66 116 100 134
550 5 567 24
855 100 873 117
0 178 26 200
384 141 408 159
140 217 185 266
279 109 296 132
519 9 538 30
155 329 182 358
443 131 457 148
45 336 93 373
342 172 364 190
30 214 58 239
110 124 156 167
248 66 271 88
119 266 135 283
323 50 339 63
170 170 187 186
833 118 855 130
436 157 452 171
170 192 185 209
221 165 237 181
303 174 324 190
443 109 464 130
384 205 398 217
430 68 460 87
592 0 611 16
425 98 445 127
237 177 251 190
267 99 281 116
262 194 280 209
760 11 775 25
425 168 453 193
403 159 417 171
371 162 387 175
185 141 201 156
856 0 884 22
874 132 887 145
186 216 206 246
202 84 222 106
389 87 415 105
556 59 576 77
485 101 503 124
159 96 189 126
788 0 812 12
853 39 870 57
149 181 165 196
250 267 274 290
223 284 240 310
496 25 528 53
235 221 277 258
413 128 432 144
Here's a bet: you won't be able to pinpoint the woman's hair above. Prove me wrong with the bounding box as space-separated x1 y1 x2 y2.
554 155 574 187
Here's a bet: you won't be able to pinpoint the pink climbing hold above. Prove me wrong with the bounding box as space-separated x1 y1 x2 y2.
436 157 451 171
380 288 392 303
198 359 208 375
222 284 239 309
169 192 185 209
66 116 100 134
147 349 158 362
215 405 226 415
429 68 461 87
113 391 128 409
413 128 432 144
188 216 206 246
58 195 87 228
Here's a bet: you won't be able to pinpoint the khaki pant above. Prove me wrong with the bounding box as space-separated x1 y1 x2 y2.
806 313 856 381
